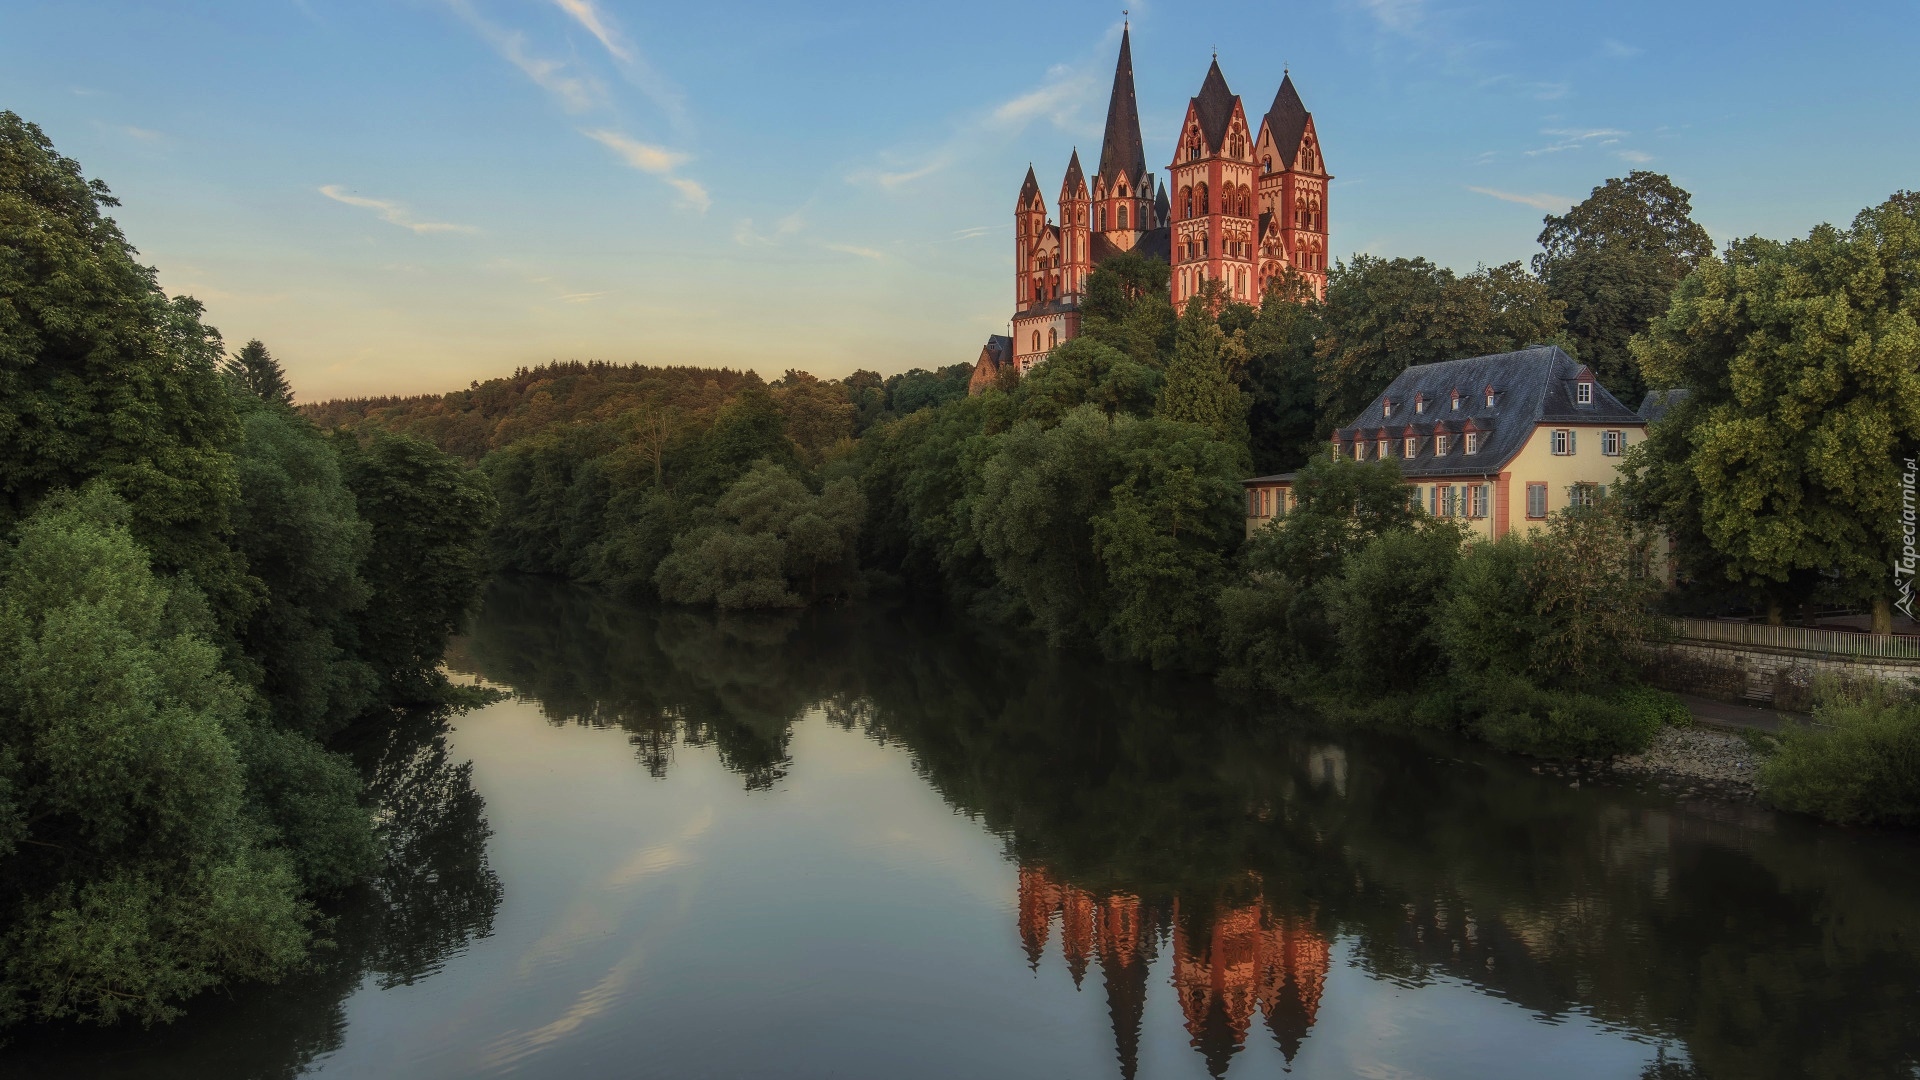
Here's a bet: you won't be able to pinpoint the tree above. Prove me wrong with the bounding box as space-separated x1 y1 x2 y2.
772 370 855 467
0 111 250 625
1157 296 1251 452
1315 256 1566 433
1534 172 1713 401
334 430 497 704
0 487 314 1027
226 339 294 406
1230 272 1324 472
1323 522 1466 691
228 395 374 739
1013 337 1159 426
654 463 865 609
1080 250 1177 368
1621 193 1920 629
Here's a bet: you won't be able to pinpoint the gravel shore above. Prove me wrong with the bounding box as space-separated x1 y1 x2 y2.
1612 726 1761 796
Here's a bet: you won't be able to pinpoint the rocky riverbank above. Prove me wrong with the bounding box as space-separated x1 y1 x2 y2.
1612 725 1762 797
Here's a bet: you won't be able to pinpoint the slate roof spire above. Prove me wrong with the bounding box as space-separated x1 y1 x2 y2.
1018 164 1041 207
1097 25 1148 185
1062 148 1086 195
1264 72 1310 167
1191 58 1238 151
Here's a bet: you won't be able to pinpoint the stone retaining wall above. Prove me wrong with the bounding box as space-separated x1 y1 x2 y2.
1642 639 1920 709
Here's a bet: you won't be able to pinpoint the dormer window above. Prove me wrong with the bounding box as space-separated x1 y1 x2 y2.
1414 394 1426 414
1435 433 1450 456
1404 434 1418 457
1576 380 1594 405
1382 400 1394 419
1450 390 1461 411
1485 387 1497 407
1377 436 1390 458
1464 432 1479 455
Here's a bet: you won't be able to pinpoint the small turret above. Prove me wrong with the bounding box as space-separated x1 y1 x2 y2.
1059 150 1090 299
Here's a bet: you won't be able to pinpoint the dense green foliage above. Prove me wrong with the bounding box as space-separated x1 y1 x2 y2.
1619 191 1920 627
656 463 864 609
0 115 494 1031
1758 681 1920 826
1533 172 1713 401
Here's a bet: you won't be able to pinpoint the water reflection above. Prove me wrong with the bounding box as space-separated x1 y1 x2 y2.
3 707 503 1078
10 576 1920 1079
455 577 1920 1080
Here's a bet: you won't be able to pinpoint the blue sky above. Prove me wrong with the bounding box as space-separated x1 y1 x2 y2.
4 0 1916 400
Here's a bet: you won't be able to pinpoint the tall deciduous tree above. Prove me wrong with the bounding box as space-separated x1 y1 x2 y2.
1315 256 1566 433
226 338 294 406
1080 250 1177 368
1533 172 1713 402
1621 193 1920 629
0 111 250 622
1228 271 1324 472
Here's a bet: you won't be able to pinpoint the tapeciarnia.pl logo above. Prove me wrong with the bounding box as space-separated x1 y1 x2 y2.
1898 457 1917 621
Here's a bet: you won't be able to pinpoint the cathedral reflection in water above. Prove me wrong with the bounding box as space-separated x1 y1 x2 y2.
1018 865 1331 1078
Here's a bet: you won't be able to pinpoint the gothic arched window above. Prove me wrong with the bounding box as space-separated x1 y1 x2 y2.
1047 328 1058 349
1196 183 1209 215
1180 187 1192 220
1032 331 1041 352
1097 206 1106 231
1118 205 1128 230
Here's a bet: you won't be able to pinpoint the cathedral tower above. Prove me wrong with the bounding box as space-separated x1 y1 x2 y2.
1255 72 1331 298
1092 24 1155 248
1169 59 1259 312
1059 150 1091 301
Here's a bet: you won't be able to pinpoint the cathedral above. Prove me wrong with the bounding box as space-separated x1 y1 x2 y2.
971 27 1330 392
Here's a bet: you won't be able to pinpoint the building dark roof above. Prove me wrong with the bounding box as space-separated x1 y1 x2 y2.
1191 59 1239 151
1097 26 1149 186
1263 73 1310 167
1018 165 1041 208
1061 149 1086 197
1090 225 1171 265
1014 296 1080 318
1333 345 1645 478
1154 185 1169 227
1637 387 1691 422
1241 472 1298 487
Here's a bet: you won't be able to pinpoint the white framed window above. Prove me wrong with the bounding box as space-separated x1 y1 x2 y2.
1248 490 1260 517
1404 435 1418 457
1451 391 1461 411
1435 434 1450 456
1551 429 1574 456
1601 429 1624 456
1377 437 1390 458
1485 389 1497 407
1569 483 1598 508
1464 432 1479 455
1414 394 1426 414
1576 380 1594 405
1382 400 1393 418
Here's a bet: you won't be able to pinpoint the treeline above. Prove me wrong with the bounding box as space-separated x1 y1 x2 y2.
0 114 494 1029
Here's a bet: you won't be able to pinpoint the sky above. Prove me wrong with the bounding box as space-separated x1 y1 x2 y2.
4 0 1917 402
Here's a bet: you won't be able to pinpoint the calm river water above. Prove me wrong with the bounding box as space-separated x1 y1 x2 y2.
12 577 1920 1079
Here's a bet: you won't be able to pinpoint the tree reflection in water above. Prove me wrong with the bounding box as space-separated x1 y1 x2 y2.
1 706 503 1079
455 576 1920 1080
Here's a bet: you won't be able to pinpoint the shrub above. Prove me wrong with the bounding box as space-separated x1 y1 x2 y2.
1324 523 1465 691
1614 684 1691 729
1757 681 1920 826
1469 675 1664 759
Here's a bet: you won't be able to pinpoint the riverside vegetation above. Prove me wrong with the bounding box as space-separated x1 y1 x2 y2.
2 112 1917 1037
0 114 493 1031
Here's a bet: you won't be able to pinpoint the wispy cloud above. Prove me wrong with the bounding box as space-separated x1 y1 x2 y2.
548 0 630 61
849 42 1107 193
113 124 165 143
1356 0 1427 36
557 291 608 303
449 0 604 112
949 224 1002 241
318 185 478 234
825 243 887 262
1614 149 1653 164
583 129 709 212
733 212 806 246
1468 186 1571 211
1525 128 1628 156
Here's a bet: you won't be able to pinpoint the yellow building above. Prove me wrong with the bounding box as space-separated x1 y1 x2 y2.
1244 345 1648 539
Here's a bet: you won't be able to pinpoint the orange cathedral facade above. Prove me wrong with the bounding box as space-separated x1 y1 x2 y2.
974 28 1331 391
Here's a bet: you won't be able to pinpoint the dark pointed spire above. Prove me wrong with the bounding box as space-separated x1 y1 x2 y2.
1096 25 1148 187
1018 164 1042 208
1192 58 1238 151
1264 72 1311 167
1061 148 1087 197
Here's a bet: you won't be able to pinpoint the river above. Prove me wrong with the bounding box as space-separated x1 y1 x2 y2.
11 576 1920 1079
